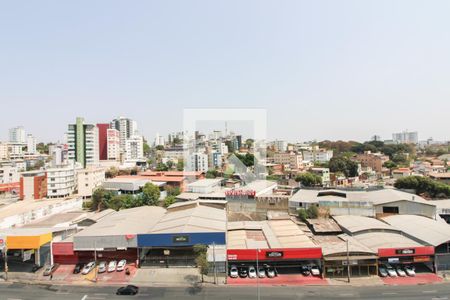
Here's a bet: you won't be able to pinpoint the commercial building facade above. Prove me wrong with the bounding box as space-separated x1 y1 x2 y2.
67 117 99 168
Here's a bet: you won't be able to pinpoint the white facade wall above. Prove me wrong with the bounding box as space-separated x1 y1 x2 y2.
47 164 78 198
9 126 26 143
0 143 9 160
187 152 208 172
125 135 144 160
303 149 333 163
77 167 105 198
107 129 120 161
0 166 20 184
26 134 37 154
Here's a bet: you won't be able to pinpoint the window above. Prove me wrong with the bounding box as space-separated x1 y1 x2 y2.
382 206 399 214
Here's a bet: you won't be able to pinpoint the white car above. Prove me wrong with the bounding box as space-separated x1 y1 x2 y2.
257 266 266 278
108 260 117 273
98 261 107 273
248 266 257 278
396 267 406 277
265 266 276 278
378 267 388 277
385 265 397 277
81 262 96 275
310 266 321 276
117 259 127 272
404 266 416 277
229 265 238 278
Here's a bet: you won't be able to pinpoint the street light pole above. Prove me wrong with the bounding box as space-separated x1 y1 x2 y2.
94 240 98 282
256 248 260 300
346 239 350 283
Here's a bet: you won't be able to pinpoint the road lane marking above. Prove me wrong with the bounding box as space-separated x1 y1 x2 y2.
423 290 437 293
94 294 108 296
81 295 88 300
339 293 354 297
382 292 397 295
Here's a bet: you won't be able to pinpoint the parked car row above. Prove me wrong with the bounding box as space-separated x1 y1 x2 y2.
73 259 128 275
301 265 321 276
379 264 416 277
229 265 276 278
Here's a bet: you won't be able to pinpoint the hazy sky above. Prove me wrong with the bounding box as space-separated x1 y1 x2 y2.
1 0 449 143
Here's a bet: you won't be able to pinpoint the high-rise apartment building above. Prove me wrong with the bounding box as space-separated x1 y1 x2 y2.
96 123 109 161
392 131 418 144
9 126 26 144
110 117 138 153
125 135 144 160
26 134 37 154
107 128 120 161
67 117 99 168
187 152 208 172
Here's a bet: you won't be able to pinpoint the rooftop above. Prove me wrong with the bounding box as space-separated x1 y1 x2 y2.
352 231 422 252
333 215 396 234
383 215 450 246
187 178 223 188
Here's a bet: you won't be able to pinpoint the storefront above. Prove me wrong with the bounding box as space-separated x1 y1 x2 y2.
138 232 226 267
227 248 322 273
2 230 52 267
322 255 378 278
378 246 435 273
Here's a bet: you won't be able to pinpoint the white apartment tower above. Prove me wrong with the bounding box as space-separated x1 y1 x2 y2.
26 134 37 154
107 128 121 161
9 126 26 144
125 135 144 160
110 117 138 153
67 117 99 168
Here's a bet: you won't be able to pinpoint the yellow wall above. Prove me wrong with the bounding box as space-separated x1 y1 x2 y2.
6 233 52 249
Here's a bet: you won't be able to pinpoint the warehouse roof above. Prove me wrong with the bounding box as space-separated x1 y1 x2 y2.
383 215 450 246
22 211 87 228
333 215 396 234
352 231 422 252
150 204 226 234
314 234 376 257
187 178 223 188
75 206 166 237
227 219 317 249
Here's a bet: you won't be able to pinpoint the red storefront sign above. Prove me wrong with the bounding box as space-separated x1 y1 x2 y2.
52 242 75 256
378 246 434 258
227 248 322 261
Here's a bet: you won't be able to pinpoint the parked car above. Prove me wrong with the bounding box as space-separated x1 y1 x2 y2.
43 264 59 276
116 285 139 296
301 265 311 276
98 261 107 273
108 260 117 273
257 266 266 278
378 266 388 277
117 259 127 272
73 263 83 274
265 265 276 278
396 267 406 277
310 266 321 276
385 264 397 277
404 265 416 277
248 266 257 278
238 267 248 278
81 261 96 275
32 264 43 273
229 265 239 278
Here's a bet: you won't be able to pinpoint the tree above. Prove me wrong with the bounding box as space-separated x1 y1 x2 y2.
91 188 114 211
166 160 174 170
163 195 176 208
156 162 169 171
193 244 209 283
235 153 255 167
329 156 359 177
176 159 184 171
383 160 397 170
105 167 119 178
141 182 161 206
295 173 322 187
245 139 254 149
394 176 450 198
165 185 181 197
155 145 165 151
206 169 220 179
143 142 151 156
298 209 308 222
306 205 319 219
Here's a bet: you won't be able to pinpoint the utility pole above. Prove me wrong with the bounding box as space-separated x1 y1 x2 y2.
94 240 98 282
3 246 8 281
346 239 350 283
212 243 217 285
256 248 260 300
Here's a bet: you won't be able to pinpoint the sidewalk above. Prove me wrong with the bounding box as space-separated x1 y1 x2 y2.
328 276 384 286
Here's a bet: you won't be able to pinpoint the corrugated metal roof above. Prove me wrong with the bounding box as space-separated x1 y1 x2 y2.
383 215 450 246
353 231 422 252
333 215 395 234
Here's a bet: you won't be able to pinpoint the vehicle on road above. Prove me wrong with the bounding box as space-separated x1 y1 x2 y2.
301 265 311 276
248 266 257 278
116 285 139 296
43 264 59 276
117 259 127 272
310 266 321 276
98 261 107 273
385 264 397 277
32 264 43 273
265 265 276 278
378 266 388 277
404 265 416 277
73 263 83 274
257 266 266 278
229 265 239 278
81 262 96 275
396 267 406 277
108 260 117 272
238 267 248 278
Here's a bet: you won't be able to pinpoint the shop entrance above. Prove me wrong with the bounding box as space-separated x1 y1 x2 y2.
139 247 197 267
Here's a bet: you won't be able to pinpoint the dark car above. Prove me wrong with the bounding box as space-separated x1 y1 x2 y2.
301 265 311 276
73 263 83 274
43 264 59 276
238 267 248 278
31 264 43 273
116 285 139 296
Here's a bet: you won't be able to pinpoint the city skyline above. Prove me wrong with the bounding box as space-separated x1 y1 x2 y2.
1 1 450 142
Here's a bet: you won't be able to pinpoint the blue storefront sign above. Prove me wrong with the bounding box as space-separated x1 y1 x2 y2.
137 232 226 247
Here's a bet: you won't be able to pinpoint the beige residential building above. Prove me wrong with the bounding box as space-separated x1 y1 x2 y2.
0 142 8 160
355 151 389 173
273 152 303 170
77 167 106 198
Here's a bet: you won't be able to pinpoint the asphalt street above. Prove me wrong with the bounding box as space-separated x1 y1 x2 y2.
1 282 450 300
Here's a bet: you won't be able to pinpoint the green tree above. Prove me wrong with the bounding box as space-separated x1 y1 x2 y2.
295 173 322 187
176 159 184 171
206 169 220 178
105 167 119 178
156 162 169 171
143 142 151 156
91 188 114 211
298 209 308 222
193 244 209 283
141 182 161 206
383 160 397 170
166 160 174 170
394 176 450 198
155 145 165 151
329 156 359 177
235 153 255 167
163 195 176 208
306 205 319 219
165 185 181 197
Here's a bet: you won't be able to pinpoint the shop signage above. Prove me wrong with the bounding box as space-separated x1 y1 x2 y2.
388 258 400 263
266 251 284 258
172 235 190 243
23 250 34 262
342 260 358 266
164 250 170 256
227 254 238 260
395 249 415 255
413 256 430 263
